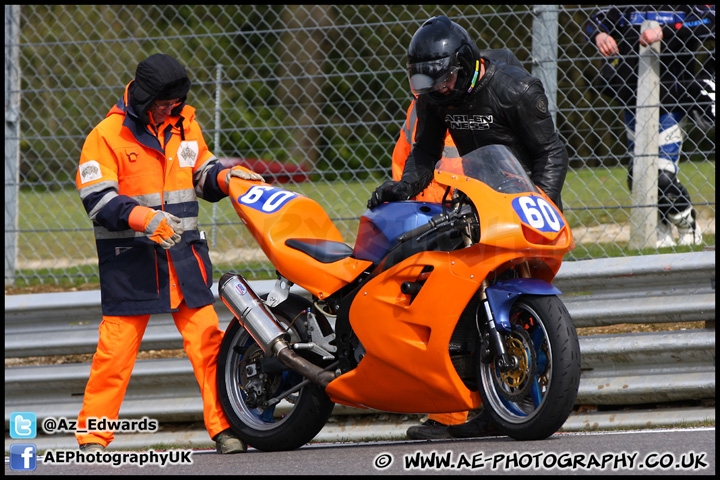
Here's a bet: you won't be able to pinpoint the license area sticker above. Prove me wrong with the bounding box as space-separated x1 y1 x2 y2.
237 185 298 213
512 195 565 232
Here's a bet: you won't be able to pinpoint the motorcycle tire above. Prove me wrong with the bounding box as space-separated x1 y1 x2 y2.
477 294 580 440
217 294 335 451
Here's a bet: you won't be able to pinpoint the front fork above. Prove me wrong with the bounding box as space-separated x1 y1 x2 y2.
476 262 533 372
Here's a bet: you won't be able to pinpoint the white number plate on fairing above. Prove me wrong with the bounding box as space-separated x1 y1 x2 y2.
237 185 299 213
512 195 564 232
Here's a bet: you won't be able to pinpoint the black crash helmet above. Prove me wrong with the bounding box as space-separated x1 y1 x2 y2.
406 15 482 106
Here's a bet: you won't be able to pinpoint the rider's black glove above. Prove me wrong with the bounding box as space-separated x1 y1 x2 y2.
367 180 413 209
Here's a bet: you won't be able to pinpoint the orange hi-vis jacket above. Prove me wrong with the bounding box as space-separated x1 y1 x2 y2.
392 99 459 203
76 81 231 316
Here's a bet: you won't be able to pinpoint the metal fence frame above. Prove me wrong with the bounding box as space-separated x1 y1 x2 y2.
4 5 716 287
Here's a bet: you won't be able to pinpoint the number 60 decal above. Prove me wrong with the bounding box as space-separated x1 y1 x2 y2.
512 195 565 232
238 185 298 213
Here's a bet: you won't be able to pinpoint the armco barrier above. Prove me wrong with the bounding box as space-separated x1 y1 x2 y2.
4 251 715 449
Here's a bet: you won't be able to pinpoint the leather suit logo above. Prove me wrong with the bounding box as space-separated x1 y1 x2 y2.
445 114 493 130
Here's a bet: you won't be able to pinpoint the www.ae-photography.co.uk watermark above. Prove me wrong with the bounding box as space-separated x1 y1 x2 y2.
373 449 710 472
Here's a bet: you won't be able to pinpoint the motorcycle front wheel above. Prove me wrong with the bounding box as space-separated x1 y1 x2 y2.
217 295 335 451
478 294 580 440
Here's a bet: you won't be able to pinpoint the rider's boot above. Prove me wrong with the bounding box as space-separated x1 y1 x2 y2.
406 419 451 440
669 207 703 246
656 218 676 248
447 409 501 438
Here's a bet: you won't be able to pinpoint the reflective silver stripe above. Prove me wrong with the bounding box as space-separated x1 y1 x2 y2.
93 215 198 240
193 155 219 199
131 192 163 207
442 145 459 158
78 179 118 201
164 188 197 204
79 183 119 222
404 103 418 145
94 226 144 240
181 216 198 231
126 191 196 207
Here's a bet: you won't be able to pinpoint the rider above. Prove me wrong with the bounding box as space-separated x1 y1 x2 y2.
369 15 568 213
368 15 570 438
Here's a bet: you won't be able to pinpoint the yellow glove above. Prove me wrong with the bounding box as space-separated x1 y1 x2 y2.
128 206 183 249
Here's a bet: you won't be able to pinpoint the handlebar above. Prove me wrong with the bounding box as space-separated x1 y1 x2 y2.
396 211 452 243
396 204 475 244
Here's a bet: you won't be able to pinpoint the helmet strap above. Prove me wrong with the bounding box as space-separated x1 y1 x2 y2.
467 59 482 93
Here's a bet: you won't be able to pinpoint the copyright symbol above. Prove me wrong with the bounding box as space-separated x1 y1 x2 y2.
42 417 57 433
374 453 393 469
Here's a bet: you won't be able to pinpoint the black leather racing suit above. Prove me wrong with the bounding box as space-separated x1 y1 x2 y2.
401 55 569 211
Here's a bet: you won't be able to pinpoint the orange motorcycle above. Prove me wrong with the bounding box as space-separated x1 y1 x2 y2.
217 144 580 451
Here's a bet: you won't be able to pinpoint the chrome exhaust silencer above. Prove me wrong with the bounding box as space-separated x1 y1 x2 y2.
218 273 336 389
219 273 290 356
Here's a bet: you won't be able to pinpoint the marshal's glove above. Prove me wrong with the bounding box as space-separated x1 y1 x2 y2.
367 180 414 209
128 206 184 249
219 166 264 195
227 166 264 183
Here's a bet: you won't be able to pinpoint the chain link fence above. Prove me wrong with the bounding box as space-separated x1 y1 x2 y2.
4 5 715 287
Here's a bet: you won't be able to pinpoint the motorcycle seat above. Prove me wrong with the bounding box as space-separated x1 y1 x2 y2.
285 238 354 264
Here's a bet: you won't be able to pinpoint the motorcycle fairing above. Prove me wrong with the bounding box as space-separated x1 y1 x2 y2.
228 179 372 299
434 164 573 253
325 250 483 413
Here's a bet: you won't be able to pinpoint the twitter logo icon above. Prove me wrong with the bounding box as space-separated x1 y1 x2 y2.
10 412 37 439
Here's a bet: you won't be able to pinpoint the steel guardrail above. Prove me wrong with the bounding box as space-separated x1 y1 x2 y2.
5 252 716 435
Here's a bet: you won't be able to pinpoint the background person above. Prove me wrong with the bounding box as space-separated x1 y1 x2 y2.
392 98 459 204
584 5 715 247
75 53 263 454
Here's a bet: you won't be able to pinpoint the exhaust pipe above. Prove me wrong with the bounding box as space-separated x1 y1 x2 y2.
218 273 336 389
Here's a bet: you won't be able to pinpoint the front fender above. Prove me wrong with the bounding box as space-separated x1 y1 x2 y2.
485 278 561 332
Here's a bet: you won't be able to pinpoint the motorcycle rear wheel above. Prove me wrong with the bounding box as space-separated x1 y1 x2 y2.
478 294 580 440
217 295 335 451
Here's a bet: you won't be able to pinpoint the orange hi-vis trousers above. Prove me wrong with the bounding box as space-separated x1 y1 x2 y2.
76 302 230 447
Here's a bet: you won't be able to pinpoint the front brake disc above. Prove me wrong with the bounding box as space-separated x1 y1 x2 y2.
492 327 536 402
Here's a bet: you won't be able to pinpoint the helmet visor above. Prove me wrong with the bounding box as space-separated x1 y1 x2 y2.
407 53 459 96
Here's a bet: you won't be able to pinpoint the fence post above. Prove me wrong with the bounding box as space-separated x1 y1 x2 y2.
212 63 223 244
628 20 660 250
531 5 558 126
4 4 21 287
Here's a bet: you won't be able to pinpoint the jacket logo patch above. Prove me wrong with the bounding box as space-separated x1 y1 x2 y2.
536 97 548 113
79 160 102 184
445 114 493 130
178 141 199 168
